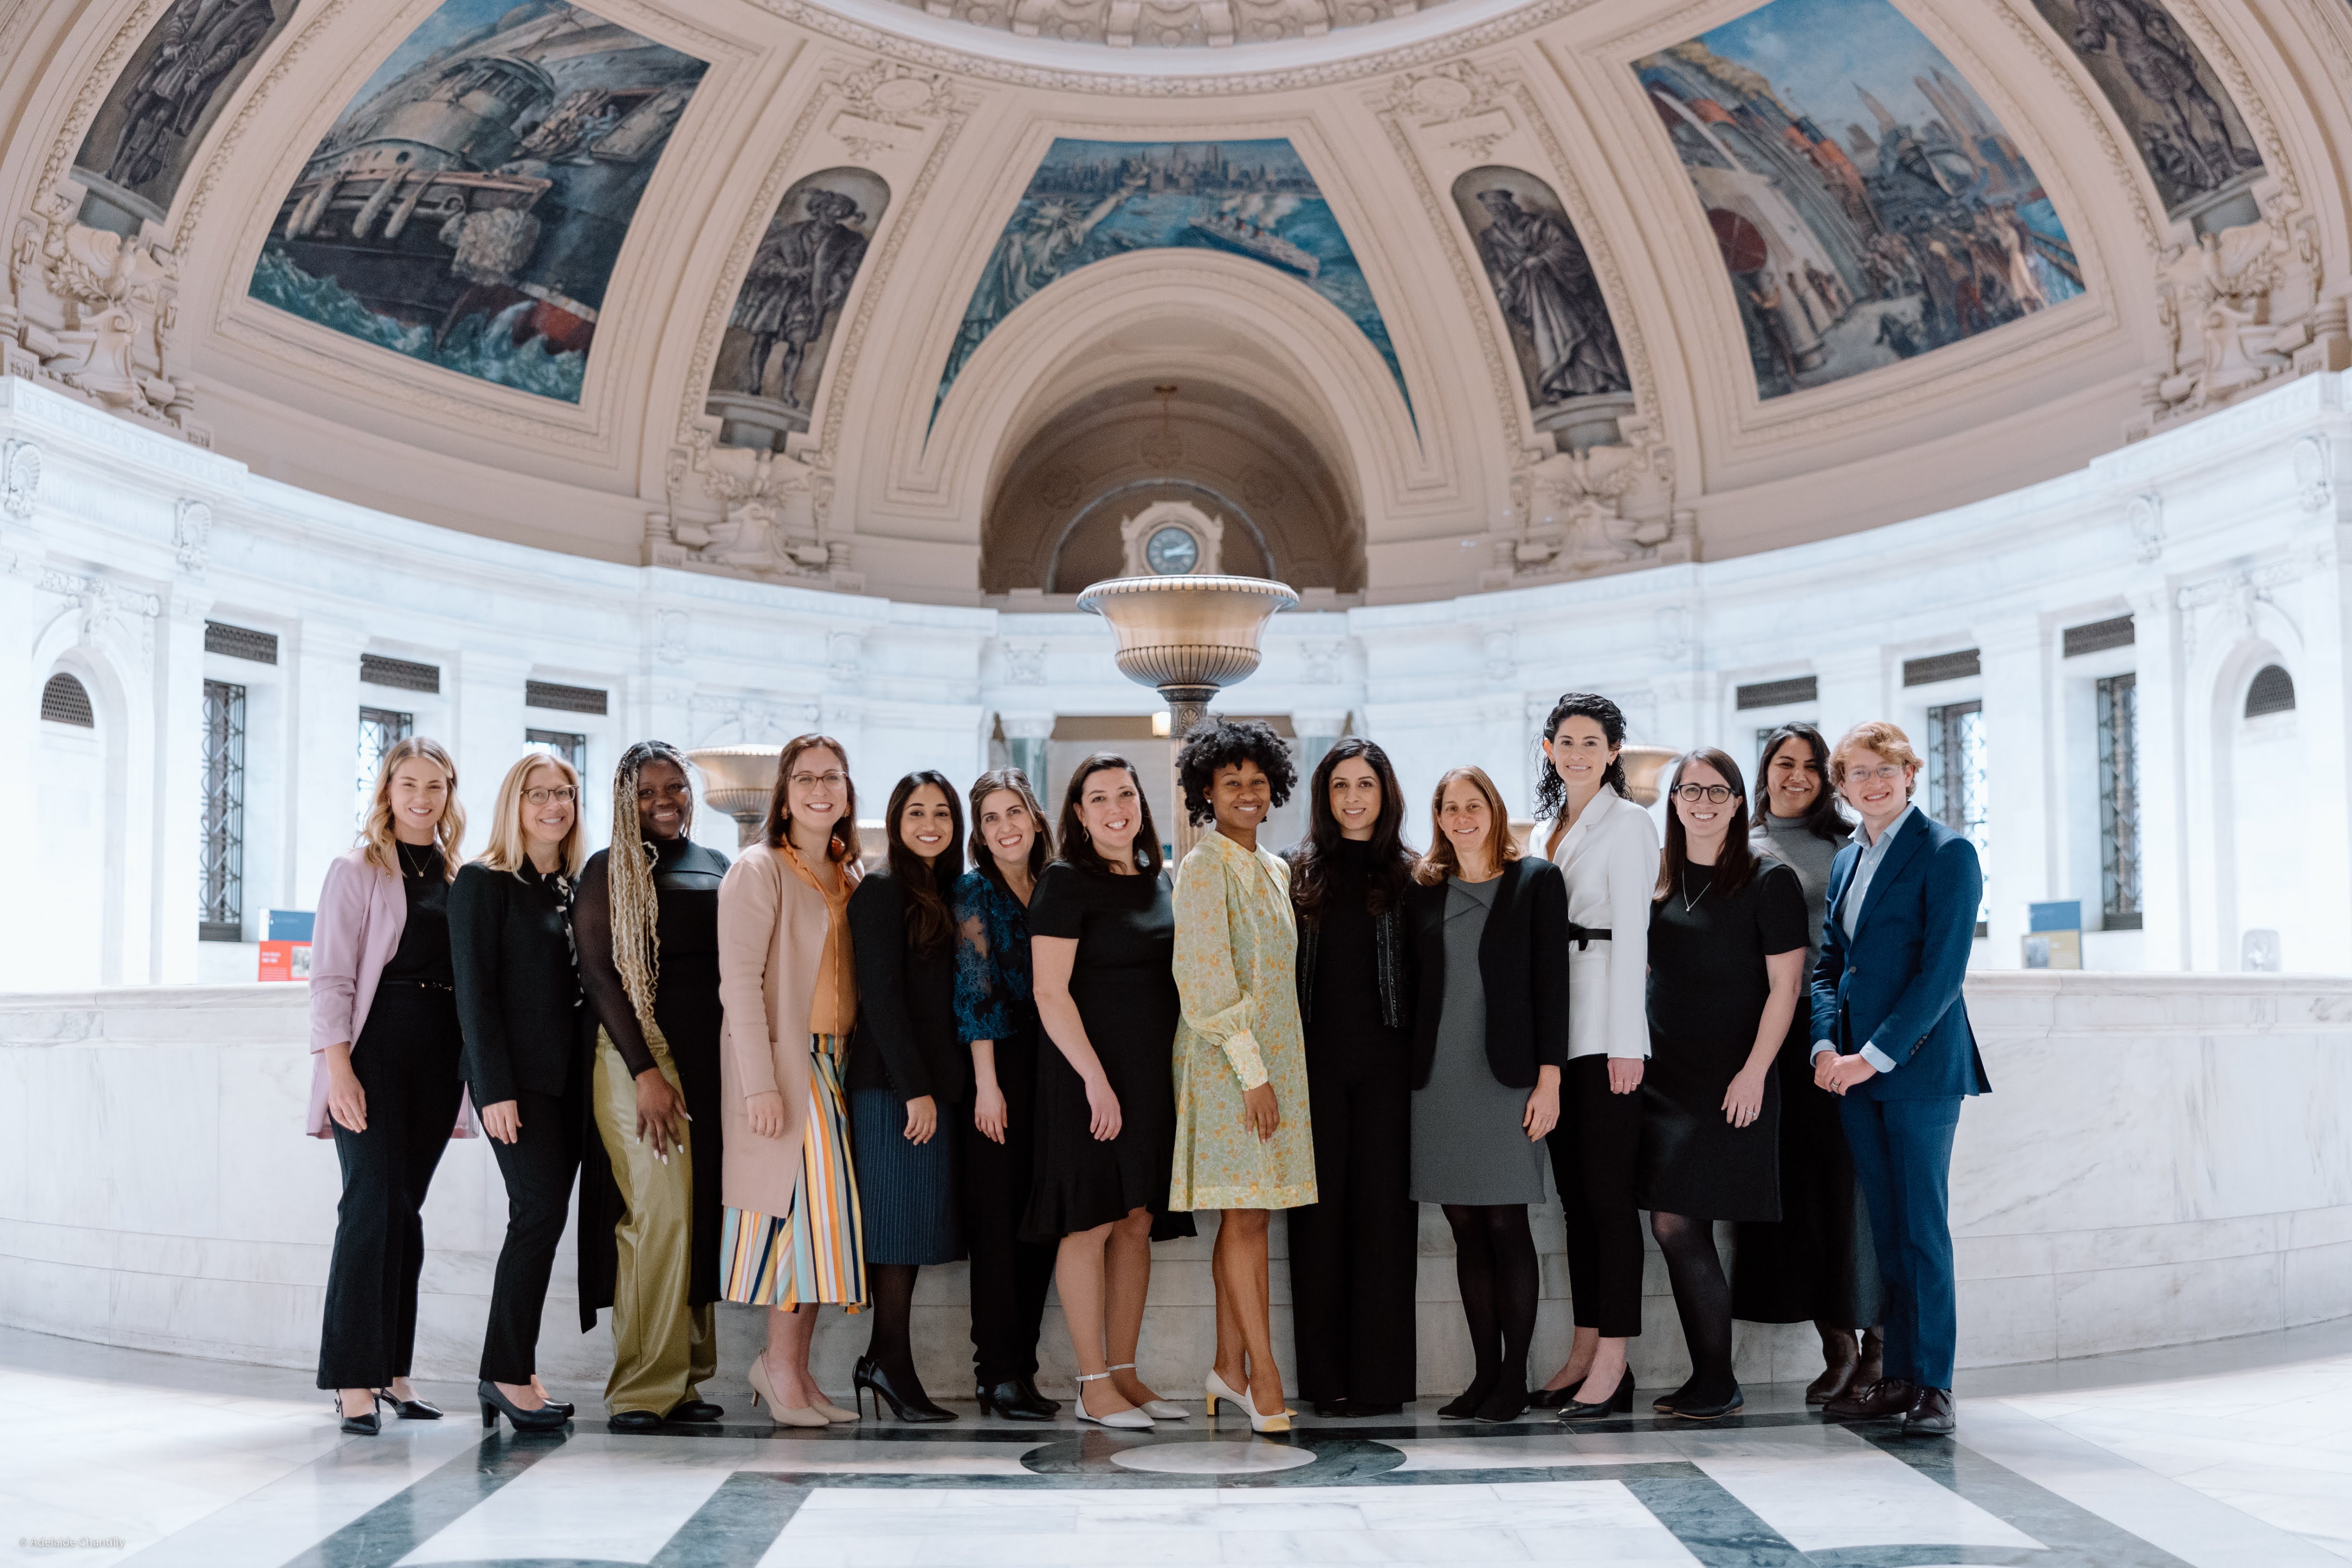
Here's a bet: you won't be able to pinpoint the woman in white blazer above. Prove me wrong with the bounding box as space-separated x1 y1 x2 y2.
1529 693 1658 1419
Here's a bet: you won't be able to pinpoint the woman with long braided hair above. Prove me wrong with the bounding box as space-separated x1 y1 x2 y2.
575 741 734 1431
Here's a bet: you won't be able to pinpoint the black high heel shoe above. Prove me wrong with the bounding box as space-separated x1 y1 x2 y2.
854 1356 955 1423
479 1379 570 1432
1559 1368 1636 1420
975 1378 1057 1422
333 1395 379 1436
376 1390 444 1421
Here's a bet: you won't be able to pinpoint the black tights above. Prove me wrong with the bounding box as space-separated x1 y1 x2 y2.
864 1264 922 1384
1443 1204 1538 1398
1650 1211 1736 1402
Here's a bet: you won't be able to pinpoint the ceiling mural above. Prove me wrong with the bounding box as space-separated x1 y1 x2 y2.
2021 0 2263 224
1450 165 1631 436
72 0 301 236
1638 0 2084 400
705 166 889 454
932 138 1411 424
244 0 708 403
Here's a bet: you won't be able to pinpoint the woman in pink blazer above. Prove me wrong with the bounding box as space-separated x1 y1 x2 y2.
311 737 471 1436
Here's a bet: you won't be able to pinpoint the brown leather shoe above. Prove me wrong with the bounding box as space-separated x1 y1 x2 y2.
1824 1376 1916 1421
1903 1386 1955 1435
1856 1326 1885 1388
1806 1326 1860 1405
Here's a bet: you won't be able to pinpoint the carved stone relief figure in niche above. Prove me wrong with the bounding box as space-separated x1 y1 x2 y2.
70 0 297 235
2025 0 2261 223
1451 167 1629 435
706 168 889 453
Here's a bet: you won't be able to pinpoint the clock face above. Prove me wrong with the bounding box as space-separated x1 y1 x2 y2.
1145 525 1200 575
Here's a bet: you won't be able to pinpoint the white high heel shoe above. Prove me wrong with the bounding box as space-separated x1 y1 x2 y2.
1074 1371 1154 1430
1204 1367 1293 1434
1108 1363 1188 1420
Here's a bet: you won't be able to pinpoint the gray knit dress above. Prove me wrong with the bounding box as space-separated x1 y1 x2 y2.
1408 876 1552 1206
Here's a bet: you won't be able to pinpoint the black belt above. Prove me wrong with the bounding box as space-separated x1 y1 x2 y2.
1567 924 1612 950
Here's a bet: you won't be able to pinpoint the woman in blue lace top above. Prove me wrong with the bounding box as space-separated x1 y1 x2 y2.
951 767 1060 1422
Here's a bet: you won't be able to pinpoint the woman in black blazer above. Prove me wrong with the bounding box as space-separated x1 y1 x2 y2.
846 771 972 1422
451 753 587 1433
1405 765 1569 1423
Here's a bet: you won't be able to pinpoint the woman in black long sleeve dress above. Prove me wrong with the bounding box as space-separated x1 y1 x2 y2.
847 771 970 1422
1285 739 1419 1419
451 752 585 1432
574 741 732 1432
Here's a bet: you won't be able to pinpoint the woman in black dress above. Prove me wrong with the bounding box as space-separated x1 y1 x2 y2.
1640 747 1809 1421
846 771 970 1422
1026 753 1194 1429
575 742 732 1432
1285 739 1419 1418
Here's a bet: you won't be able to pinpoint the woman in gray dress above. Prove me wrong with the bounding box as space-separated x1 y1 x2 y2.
1406 766 1570 1424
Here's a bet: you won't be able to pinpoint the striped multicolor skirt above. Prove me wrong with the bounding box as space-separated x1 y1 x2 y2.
720 1033 866 1308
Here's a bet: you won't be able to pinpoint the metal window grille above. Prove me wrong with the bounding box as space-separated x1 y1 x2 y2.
200 680 246 942
1903 648 1982 686
204 621 279 664
361 653 440 693
1928 700 1990 931
525 680 608 715
356 706 415 826
1735 675 1818 710
525 729 586 771
2097 673 2141 929
40 672 95 727
2062 615 2134 658
2244 664 2296 717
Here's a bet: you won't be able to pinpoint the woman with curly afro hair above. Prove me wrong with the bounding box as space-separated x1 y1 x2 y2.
1168 717 1318 1433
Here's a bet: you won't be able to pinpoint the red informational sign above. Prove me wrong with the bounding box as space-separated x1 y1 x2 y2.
259 941 312 982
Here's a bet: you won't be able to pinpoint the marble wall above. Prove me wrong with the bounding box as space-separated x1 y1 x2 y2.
2 975 2343 1396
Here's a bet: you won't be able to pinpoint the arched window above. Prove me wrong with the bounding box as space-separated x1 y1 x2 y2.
2243 664 2296 718
40 672 94 727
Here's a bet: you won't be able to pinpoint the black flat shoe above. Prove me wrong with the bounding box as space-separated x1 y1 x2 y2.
1311 1399 1351 1419
1663 1385 1744 1421
1559 1369 1636 1420
1437 1374 1497 1420
333 1397 379 1436
479 1380 568 1433
855 1356 955 1423
377 1392 443 1421
607 1409 664 1433
1902 1386 1955 1436
1473 1384 1530 1424
667 1399 724 1422
975 1379 1057 1421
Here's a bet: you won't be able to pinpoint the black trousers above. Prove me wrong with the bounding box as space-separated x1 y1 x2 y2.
480 1085 581 1383
962 1033 1056 1385
1288 1053 1418 1405
317 984 465 1389
1549 1054 1645 1339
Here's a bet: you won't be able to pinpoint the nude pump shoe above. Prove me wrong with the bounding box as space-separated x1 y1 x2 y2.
1204 1367 1292 1434
747 1354 828 1428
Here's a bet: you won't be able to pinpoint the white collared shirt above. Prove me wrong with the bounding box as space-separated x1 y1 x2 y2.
1536 783 1659 1062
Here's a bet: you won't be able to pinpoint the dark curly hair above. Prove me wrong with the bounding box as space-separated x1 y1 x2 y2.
1533 692 1629 823
1175 716 1297 827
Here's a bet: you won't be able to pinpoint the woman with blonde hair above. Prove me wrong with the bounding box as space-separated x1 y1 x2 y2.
310 737 471 1435
717 734 868 1425
452 751 586 1431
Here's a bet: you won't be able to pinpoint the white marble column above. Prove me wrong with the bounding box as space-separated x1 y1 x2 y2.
286 618 367 909
450 647 533 833
2125 586 2188 970
1979 615 2052 966
148 584 213 983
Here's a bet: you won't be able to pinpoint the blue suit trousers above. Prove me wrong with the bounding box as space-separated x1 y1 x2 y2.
1838 1093 1963 1389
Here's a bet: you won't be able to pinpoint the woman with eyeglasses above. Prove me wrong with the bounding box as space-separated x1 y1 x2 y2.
1638 749 1808 1420
451 753 586 1431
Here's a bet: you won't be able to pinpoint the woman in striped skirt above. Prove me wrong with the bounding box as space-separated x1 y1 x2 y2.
715 734 868 1426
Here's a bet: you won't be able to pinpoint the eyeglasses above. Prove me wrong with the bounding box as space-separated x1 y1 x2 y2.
1672 783 1734 804
523 786 577 806
1843 764 1907 783
790 771 849 790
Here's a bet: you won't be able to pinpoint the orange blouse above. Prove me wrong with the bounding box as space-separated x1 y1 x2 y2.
779 839 859 1039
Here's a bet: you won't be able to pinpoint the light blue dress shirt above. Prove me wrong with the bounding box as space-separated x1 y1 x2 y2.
1811 803 1917 1074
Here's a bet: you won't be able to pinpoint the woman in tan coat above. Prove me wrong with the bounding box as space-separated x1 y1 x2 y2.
716 734 868 1426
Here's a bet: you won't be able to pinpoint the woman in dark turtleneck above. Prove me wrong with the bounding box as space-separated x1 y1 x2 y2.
1283 739 1420 1418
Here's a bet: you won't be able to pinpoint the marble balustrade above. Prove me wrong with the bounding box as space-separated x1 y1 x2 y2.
1 971 2343 1398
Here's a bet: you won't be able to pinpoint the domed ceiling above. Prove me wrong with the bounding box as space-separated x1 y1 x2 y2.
2 0 2347 603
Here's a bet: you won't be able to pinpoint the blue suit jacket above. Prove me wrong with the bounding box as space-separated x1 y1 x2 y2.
1810 810 1991 1101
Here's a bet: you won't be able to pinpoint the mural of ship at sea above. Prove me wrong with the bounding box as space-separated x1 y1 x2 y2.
1637 0 2084 401
1450 166 1631 444
245 0 707 404
2023 0 2262 227
934 138 1409 422
705 167 890 453
72 0 301 236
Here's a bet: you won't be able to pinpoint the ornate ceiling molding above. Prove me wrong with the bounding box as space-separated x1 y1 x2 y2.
884 0 1458 50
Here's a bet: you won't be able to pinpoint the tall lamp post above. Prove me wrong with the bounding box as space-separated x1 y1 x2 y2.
1078 573 1298 861
685 744 782 848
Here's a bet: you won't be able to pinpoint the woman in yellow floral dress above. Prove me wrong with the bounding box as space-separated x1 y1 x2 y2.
1170 718 1318 1434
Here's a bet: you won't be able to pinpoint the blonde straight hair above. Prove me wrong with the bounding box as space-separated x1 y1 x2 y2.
477 752 585 878
361 736 465 879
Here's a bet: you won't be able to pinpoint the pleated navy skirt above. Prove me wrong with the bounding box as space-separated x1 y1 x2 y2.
849 1089 964 1266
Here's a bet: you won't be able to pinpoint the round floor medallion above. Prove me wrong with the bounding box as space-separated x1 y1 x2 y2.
1109 1439 1320 1474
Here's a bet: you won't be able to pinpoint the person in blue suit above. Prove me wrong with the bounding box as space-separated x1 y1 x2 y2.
1809 720 1989 1437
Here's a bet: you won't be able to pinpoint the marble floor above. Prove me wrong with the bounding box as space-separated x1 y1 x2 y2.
5 1321 2351 1568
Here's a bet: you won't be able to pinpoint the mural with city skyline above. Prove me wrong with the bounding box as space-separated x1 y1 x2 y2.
934 138 1409 422
1637 0 2083 399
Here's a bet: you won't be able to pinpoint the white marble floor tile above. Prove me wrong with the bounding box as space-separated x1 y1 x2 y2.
733 1439 1043 1474
393 1446 736 1565
1383 1434 1688 1471
1694 1446 2042 1552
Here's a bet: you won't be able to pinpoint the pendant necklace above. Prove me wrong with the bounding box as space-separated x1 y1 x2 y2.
1680 870 1708 914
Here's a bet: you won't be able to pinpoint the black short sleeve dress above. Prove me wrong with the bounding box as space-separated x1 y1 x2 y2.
1022 861 1197 1242
1636 858 1809 1221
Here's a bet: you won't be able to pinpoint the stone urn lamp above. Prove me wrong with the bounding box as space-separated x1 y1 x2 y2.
685 744 782 847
